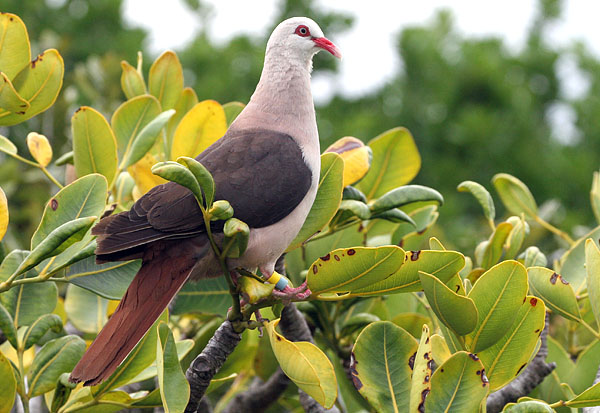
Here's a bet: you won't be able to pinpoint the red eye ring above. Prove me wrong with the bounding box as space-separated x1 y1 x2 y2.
295 25 310 37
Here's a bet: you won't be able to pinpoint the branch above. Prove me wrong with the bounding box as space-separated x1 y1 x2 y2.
185 320 242 413
486 312 556 413
222 371 290 413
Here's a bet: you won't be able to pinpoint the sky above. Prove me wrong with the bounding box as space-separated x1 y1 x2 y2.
122 0 599 104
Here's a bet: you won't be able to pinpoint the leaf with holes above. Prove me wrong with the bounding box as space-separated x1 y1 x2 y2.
357 127 421 199
72 106 118 185
351 250 464 297
265 319 337 408
409 325 432 413
419 271 478 336
478 296 545 390
351 321 417 413
287 153 344 251
465 261 528 353
528 266 581 323
0 49 64 126
424 352 489 412
307 246 405 296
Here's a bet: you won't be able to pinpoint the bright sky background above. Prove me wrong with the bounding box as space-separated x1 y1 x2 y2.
123 0 599 104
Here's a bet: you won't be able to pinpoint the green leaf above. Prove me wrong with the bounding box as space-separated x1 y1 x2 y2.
559 225 600 294
351 250 465 297
50 373 77 413
0 250 58 327
54 150 74 166
337 199 371 221
370 185 443 214
505 216 528 259
177 156 215 208
151 161 203 203
166 87 199 150
0 349 16 413
72 106 118 185
157 322 189 413
287 152 344 251
565 381 600 408
392 205 439 250
478 295 546 390
0 49 64 126
492 173 538 219
465 261 528 353
0 13 30 79
222 101 245 126
148 51 183 110
18 216 96 275
171 277 230 316
0 72 29 113
22 313 63 350
518 246 547 268
503 400 555 412
92 310 168 396
351 321 417 413
357 127 421 199
126 339 193 385
66 255 141 300
32 173 107 249
528 266 581 322
591 171 600 225
207 200 233 221
123 109 176 168
307 246 405 296
120 60 146 99
457 180 495 222
424 352 489 412
265 318 337 409
409 324 432 413
569 339 600 394
371 208 416 226
585 239 600 327
0 135 17 155
27 335 85 397
64 284 108 334
0 303 17 348
121 60 147 99
481 222 513 269
223 218 249 258
111 94 161 160
419 271 478 336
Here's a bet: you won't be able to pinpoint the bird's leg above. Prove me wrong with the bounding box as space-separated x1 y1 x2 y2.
261 266 312 301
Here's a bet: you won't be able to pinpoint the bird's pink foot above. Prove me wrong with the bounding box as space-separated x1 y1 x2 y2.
272 280 311 301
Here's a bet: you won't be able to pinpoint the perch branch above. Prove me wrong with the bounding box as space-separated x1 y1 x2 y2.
486 312 556 413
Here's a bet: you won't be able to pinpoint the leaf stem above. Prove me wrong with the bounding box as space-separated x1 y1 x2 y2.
533 215 574 246
17 348 30 413
580 319 600 339
41 166 64 189
6 152 63 189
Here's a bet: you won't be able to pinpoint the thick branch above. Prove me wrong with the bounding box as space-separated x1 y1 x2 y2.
222 370 290 413
486 313 556 413
185 320 242 413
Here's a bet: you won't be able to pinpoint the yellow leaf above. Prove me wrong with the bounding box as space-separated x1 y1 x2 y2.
265 319 337 408
325 136 372 187
26 132 52 167
127 153 166 197
0 186 7 242
239 276 274 304
170 100 227 160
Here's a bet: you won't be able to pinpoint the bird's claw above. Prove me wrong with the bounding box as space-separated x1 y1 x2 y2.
272 280 311 301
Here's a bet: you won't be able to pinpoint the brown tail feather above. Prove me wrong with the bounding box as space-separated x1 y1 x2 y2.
69 239 205 386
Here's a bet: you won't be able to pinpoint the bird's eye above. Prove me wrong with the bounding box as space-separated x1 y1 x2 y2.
295 25 310 37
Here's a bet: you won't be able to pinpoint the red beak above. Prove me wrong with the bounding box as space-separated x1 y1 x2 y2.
313 37 342 59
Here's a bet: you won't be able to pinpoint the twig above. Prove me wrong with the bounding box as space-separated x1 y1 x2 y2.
486 312 556 413
185 320 242 413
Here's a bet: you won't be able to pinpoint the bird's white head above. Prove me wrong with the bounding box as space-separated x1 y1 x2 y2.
266 17 342 65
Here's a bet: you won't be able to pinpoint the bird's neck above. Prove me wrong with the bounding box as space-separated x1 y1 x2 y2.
236 52 317 137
